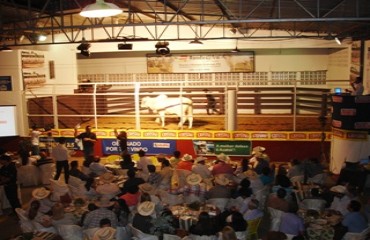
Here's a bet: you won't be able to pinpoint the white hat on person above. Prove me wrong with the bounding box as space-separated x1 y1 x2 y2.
137 201 155 216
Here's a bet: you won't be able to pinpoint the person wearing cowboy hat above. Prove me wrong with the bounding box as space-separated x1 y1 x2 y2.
176 153 194 171
96 172 120 199
132 201 156 234
206 174 232 200
183 173 206 204
89 156 111 177
329 185 351 216
192 156 211 179
138 183 161 209
30 187 56 214
211 153 234 176
92 218 117 240
249 146 269 169
83 196 118 229
244 169 264 194
51 202 77 231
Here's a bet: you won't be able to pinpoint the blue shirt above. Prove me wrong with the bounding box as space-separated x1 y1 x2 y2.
279 212 305 236
342 212 368 233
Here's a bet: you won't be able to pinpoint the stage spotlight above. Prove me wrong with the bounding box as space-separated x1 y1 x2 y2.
155 41 170 55
77 38 91 57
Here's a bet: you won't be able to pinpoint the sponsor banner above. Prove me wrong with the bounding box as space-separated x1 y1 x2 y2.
147 52 255 73
193 140 251 156
102 139 176 155
332 128 368 140
332 120 342 128
340 108 356 116
47 129 331 141
354 122 370 130
332 96 343 103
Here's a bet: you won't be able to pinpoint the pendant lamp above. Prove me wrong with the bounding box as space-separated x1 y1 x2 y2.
80 0 122 18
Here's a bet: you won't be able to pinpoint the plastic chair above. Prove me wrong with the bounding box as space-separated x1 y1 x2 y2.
17 165 40 186
128 223 159 240
39 163 55 185
268 207 284 231
15 208 35 233
105 155 121 164
206 198 229 212
58 224 83 240
246 217 262 240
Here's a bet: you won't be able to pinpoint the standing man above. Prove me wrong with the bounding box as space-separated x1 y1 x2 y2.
30 125 44 155
74 125 97 159
52 137 70 184
0 155 21 213
114 128 128 155
203 89 219 115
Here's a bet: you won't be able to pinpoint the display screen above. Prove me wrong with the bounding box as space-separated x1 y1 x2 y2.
0 105 18 137
334 88 342 94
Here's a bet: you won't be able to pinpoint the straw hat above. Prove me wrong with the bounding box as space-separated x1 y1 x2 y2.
138 201 155 216
216 153 230 162
252 146 266 155
139 183 155 195
330 185 347 194
186 173 202 186
32 187 51 200
95 197 115 208
195 156 207 164
92 227 117 240
244 170 258 180
214 174 230 186
182 154 193 161
100 172 115 183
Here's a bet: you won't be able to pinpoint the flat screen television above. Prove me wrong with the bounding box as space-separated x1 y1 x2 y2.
0 105 18 137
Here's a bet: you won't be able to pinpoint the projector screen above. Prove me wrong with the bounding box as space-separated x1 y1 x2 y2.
0 105 18 137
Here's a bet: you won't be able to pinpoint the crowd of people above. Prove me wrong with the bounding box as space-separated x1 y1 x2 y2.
1 129 370 240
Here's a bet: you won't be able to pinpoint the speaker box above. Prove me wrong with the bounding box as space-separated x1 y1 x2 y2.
118 43 133 50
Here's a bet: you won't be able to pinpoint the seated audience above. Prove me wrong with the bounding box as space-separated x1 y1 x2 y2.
329 185 351 216
183 173 207 204
50 202 77 230
83 197 118 229
147 164 162 187
287 159 304 179
136 149 153 176
220 226 238 240
119 185 141 208
279 203 304 237
176 153 194 171
96 172 120 199
27 200 54 230
254 156 270 175
259 166 274 186
207 174 232 199
120 168 145 194
169 150 181 167
267 188 290 212
192 156 212 179
189 211 218 236
226 212 247 240
92 218 117 240
211 153 234 176
89 156 110 176
31 187 55 214
243 199 263 221
341 200 368 233
159 159 174 190
132 201 156 234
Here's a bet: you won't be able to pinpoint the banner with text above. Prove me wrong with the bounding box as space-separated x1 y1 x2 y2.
147 52 254 73
102 139 177 155
193 140 251 156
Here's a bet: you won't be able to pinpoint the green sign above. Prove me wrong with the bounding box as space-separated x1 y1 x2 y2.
193 140 251 156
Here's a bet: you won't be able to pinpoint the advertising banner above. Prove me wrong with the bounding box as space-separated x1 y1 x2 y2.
147 52 254 73
193 140 251 156
102 139 177 155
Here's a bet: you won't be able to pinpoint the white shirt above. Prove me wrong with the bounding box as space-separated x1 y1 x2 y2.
136 156 153 174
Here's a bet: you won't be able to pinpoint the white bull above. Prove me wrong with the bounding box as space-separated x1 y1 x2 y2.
141 94 193 129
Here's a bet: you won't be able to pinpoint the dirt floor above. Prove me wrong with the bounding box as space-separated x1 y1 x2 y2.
90 114 331 132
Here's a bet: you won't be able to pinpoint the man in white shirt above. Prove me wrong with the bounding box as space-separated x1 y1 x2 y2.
136 149 153 176
52 137 70 184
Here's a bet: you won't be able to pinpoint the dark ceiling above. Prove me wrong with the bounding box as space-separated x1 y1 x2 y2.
1 0 370 46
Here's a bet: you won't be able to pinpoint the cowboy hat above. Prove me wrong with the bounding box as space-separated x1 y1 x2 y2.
139 183 155 195
216 153 230 162
32 187 51 200
214 174 230 186
95 197 115 208
100 172 115 183
182 154 193 161
92 227 117 240
186 173 202 186
137 201 155 216
195 156 207 164
330 185 347 194
252 146 266 155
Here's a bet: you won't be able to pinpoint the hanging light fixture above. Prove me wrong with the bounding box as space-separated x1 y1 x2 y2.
189 39 203 44
80 0 122 18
